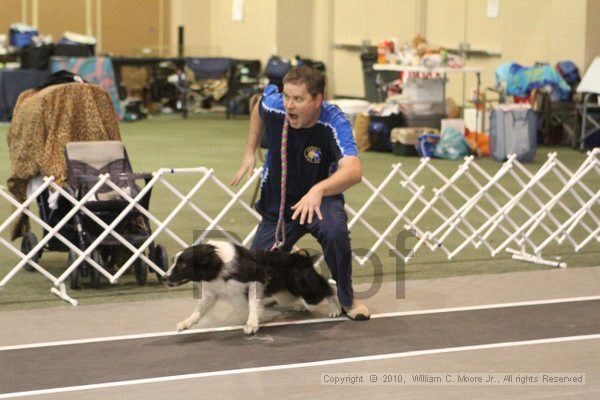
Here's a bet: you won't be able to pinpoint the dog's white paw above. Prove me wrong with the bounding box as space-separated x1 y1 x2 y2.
177 312 200 332
176 321 189 332
327 298 342 318
328 307 342 318
243 322 260 335
292 302 307 312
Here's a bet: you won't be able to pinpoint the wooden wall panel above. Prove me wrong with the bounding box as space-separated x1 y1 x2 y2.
37 0 86 41
0 0 26 36
101 0 161 56
162 0 171 56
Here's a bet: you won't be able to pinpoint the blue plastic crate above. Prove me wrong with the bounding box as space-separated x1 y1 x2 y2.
9 29 38 47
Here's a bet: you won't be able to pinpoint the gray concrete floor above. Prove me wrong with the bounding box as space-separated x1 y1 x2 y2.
1 266 599 399
20 340 600 400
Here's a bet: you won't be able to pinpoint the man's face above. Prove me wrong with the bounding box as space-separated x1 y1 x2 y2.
282 82 323 129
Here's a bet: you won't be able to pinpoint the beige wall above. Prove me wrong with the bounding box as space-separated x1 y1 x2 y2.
171 0 329 75
170 0 212 56
311 0 334 96
2 0 170 56
330 0 591 99
276 0 314 59
0 0 26 36
585 0 600 71
332 0 420 97
3 0 598 97
435 0 587 106
101 0 171 56
37 0 87 42
209 0 277 61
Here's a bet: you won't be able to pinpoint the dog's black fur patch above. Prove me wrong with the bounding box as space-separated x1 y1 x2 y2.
166 243 332 305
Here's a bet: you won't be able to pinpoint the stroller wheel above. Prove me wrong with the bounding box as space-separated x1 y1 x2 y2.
68 250 81 290
153 244 169 284
101 247 116 272
89 250 102 288
21 232 41 272
134 258 148 286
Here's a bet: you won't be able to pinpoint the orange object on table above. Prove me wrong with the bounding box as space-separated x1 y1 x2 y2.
465 129 490 157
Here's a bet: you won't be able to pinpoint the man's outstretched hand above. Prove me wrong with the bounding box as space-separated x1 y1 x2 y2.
231 153 256 186
291 186 324 225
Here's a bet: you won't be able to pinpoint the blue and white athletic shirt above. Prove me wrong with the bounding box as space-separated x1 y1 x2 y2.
256 84 359 221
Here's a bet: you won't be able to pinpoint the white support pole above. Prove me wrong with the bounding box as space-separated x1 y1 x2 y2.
553 157 600 237
0 237 59 287
372 166 453 254
49 180 157 280
194 168 262 245
55 172 161 285
519 157 597 244
347 164 400 228
210 169 263 219
359 186 425 265
507 155 572 242
407 157 483 250
460 167 537 251
111 168 216 282
13 176 110 286
435 157 517 252
50 283 78 306
452 158 556 259
506 248 566 269
493 157 598 258
345 204 409 264
109 176 189 249
575 225 600 252
156 177 231 246
534 188 600 254
242 224 260 247
0 178 54 234
0 184 112 286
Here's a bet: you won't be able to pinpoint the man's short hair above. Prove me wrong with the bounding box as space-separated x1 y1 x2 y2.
283 65 325 97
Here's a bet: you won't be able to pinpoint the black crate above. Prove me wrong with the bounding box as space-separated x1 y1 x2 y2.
367 113 406 152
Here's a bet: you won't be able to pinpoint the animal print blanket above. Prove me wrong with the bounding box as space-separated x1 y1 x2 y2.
6 82 121 239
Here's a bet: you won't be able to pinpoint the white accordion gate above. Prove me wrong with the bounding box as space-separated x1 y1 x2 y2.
0 149 598 305
340 149 599 270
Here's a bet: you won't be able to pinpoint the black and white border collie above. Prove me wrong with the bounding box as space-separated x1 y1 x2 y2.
165 240 342 334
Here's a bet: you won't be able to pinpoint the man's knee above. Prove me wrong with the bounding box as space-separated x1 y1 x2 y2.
318 220 349 243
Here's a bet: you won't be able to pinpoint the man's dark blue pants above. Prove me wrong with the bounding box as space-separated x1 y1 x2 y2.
251 196 354 308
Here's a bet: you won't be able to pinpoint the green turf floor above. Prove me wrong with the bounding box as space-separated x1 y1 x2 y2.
0 113 598 310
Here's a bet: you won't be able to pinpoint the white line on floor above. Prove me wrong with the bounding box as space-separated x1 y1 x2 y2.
1 333 599 399
1 294 599 352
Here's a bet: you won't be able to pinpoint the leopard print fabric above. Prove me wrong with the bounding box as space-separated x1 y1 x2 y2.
7 82 121 238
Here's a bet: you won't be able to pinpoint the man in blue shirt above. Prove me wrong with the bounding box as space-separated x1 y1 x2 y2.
232 66 369 320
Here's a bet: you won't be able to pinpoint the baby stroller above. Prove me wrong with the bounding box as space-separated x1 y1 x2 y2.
21 141 168 289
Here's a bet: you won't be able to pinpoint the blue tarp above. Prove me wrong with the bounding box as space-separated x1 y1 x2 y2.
495 62 572 100
50 57 123 118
